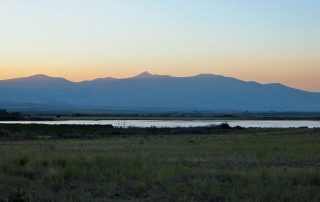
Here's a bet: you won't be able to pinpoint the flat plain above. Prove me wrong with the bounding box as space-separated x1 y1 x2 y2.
0 124 319 201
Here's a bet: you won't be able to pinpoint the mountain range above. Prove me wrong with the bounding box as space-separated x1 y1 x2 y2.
0 72 319 113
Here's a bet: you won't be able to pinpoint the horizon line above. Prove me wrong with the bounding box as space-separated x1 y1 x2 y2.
1 71 319 94
0 71 265 83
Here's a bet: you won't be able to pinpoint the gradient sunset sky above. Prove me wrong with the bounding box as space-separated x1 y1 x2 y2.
0 0 319 91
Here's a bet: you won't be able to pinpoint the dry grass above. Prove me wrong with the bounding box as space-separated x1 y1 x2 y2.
0 125 319 201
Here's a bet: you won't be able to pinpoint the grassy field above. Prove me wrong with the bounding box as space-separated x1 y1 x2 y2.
0 125 319 201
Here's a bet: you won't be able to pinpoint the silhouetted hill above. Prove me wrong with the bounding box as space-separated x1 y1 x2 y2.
0 72 319 112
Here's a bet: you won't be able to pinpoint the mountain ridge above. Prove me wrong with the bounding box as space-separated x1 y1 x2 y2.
1 72 316 93
0 72 319 112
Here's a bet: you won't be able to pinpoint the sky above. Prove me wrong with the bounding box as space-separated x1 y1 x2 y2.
0 0 319 91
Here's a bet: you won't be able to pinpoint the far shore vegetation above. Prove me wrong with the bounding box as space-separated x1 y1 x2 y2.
1 109 320 121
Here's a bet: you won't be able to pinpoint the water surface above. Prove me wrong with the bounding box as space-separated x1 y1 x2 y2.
0 120 319 128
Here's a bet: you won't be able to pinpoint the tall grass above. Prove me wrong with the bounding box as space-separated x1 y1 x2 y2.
0 125 319 201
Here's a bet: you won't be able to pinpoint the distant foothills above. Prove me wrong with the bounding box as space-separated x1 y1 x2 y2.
0 72 320 113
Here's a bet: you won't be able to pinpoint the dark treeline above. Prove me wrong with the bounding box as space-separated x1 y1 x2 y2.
0 123 241 140
1 108 320 121
0 109 25 120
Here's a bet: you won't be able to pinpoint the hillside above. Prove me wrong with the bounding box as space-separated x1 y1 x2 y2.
0 72 319 112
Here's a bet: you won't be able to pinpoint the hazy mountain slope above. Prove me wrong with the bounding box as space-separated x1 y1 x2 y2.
0 72 319 112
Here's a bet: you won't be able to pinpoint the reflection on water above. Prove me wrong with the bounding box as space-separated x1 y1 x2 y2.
0 120 320 128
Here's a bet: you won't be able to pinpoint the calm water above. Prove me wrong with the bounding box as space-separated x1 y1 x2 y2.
0 120 320 128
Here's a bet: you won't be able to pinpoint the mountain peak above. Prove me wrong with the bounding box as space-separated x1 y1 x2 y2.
29 74 52 79
194 73 220 78
21 74 71 83
134 71 153 78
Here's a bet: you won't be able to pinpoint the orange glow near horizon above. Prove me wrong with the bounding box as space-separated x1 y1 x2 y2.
0 56 319 92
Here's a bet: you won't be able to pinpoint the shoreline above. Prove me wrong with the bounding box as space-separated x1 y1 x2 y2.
1 116 320 121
